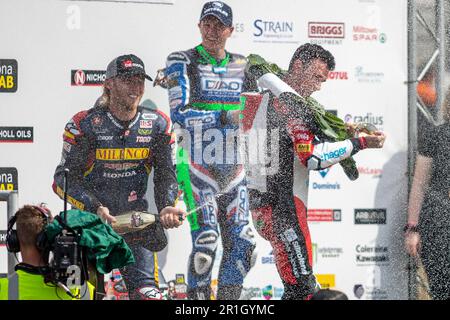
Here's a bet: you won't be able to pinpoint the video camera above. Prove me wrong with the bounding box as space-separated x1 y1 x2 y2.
6 169 88 299
46 169 88 298
47 219 87 297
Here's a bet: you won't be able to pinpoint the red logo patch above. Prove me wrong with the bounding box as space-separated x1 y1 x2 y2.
92 116 102 126
140 120 153 129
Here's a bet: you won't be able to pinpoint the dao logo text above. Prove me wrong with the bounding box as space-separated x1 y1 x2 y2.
202 78 242 97
186 115 216 127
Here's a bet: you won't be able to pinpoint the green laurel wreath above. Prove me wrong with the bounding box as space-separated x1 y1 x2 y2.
246 54 361 180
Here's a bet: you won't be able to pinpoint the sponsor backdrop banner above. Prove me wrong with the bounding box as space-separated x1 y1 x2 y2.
0 0 408 299
0 59 18 93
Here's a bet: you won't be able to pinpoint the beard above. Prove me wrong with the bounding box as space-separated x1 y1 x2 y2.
118 95 140 112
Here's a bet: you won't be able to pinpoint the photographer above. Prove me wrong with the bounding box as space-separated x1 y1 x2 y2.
6 204 92 300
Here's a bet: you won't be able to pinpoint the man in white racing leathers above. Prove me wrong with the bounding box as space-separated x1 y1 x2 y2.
241 43 386 300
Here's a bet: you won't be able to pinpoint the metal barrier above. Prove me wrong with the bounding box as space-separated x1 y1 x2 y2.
0 191 19 300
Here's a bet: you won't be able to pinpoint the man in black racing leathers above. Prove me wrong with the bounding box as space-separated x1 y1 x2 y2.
241 44 386 300
53 54 186 300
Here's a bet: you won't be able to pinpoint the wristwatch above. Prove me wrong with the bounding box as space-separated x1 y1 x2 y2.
403 224 419 233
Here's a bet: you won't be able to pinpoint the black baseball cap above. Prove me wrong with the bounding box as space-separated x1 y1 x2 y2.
199 1 233 27
106 54 153 81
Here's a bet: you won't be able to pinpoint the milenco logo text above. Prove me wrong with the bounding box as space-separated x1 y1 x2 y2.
71 70 106 86
308 22 344 45
96 148 150 161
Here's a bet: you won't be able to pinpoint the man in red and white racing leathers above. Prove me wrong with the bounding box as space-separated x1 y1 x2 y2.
241 43 386 300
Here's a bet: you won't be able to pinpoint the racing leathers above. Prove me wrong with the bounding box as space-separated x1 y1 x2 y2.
165 45 256 300
241 91 368 299
52 104 178 300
